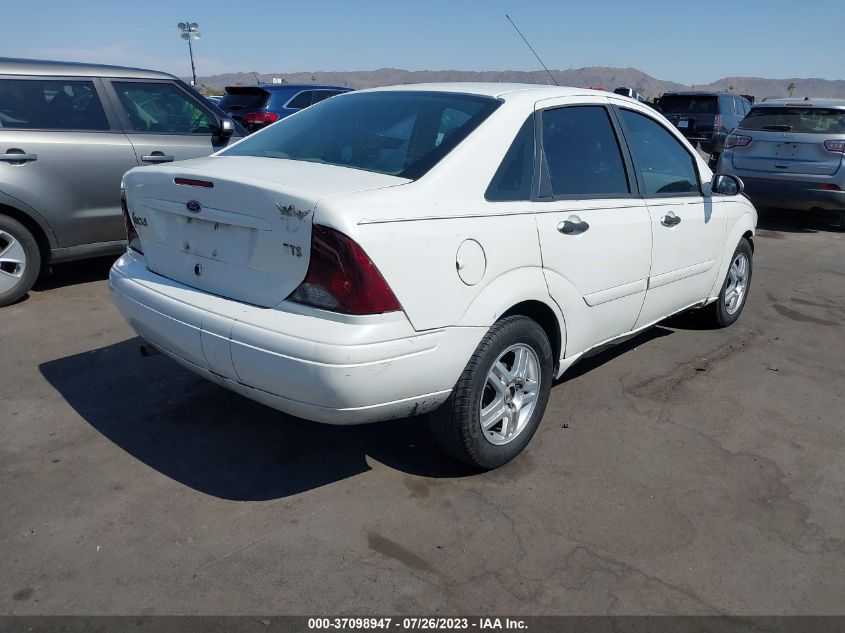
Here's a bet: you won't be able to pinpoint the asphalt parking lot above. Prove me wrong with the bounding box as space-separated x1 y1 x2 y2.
1 210 843 615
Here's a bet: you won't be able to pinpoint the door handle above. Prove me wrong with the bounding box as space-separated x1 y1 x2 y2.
141 151 175 163
557 216 590 235
660 213 682 227
0 150 37 163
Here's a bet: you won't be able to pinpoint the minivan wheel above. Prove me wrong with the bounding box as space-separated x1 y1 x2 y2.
0 215 41 307
699 238 753 328
430 315 553 469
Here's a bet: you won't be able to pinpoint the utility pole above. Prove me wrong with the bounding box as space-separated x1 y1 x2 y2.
177 22 201 86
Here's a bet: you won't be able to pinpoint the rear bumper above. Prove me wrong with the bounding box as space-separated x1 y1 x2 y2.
734 176 845 212
109 251 483 424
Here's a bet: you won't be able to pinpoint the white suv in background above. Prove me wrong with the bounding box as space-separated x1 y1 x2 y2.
110 84 757 469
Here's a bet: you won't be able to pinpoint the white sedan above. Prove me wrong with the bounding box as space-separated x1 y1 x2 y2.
110 83 757 469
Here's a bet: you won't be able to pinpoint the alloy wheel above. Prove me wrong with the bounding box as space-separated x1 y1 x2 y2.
725 252 749 315
479 343 541 446
0 230 27 295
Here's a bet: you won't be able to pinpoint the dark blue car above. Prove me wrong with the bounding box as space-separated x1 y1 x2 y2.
219 83 352 132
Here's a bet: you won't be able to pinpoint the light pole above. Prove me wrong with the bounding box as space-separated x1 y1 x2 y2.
177 21 201 85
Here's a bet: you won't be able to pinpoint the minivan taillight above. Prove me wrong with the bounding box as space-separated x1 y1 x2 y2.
714 114 723 133
288 225 401 315
121 190 143 254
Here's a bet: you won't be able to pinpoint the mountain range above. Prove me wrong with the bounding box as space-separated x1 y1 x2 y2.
194 67 845 100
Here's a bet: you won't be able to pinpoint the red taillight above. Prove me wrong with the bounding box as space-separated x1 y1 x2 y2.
243 111 280 126
121 190 143 254
288 225 401 315
714 114 723 133
725 135 752 149
819 183 841 191
823 140 845 153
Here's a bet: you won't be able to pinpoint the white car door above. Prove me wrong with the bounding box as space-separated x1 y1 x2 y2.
615 106 728 327
532 98 652 356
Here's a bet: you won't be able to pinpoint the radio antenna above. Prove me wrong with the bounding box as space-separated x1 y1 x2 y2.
505 14 558 86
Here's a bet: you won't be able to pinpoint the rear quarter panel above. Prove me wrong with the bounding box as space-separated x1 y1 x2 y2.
311 96 558 334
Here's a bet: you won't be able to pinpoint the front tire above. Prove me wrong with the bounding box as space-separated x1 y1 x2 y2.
430 315 553 469
0 215 41 307
699 238 753 328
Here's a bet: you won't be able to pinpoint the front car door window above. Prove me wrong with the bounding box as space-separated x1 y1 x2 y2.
112 81 216 135
617 107 727 325
618 108 699 196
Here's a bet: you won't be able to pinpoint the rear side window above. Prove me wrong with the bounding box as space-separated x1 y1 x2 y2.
219 87 270 111
0 79 108 131
619 109 699 196
658 95 718 115
310 90 343 105
112 81 216 134
486 115 535 201
540 106 630 198
286 91 313 109
740 107 845 134
222 91 501 180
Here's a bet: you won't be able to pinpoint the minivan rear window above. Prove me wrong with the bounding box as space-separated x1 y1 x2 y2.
740 107 845 134
657 95 718 115
220 87 271 111
222 91 501 179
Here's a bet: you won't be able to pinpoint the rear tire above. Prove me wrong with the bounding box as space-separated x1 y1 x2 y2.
430 315 553 470
0 215 41 307
698 238 753 328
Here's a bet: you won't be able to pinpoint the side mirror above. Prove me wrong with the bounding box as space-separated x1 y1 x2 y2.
217 118 235 138
711 173 744 196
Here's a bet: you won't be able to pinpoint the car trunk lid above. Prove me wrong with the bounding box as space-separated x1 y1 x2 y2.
123 156 408 307
731 130 844 176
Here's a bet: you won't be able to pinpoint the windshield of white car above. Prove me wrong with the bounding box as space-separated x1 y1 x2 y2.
740 107 845 134
221 91 501 179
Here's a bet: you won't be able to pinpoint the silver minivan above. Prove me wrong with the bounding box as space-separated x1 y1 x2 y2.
718 98 845 221
0 58 242 306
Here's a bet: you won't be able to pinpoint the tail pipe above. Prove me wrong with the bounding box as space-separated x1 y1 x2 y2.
139 344 160 358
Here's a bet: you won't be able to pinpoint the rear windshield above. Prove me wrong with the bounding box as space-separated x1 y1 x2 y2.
740 107 845 134
219 87 270 111
222 91 501 179
657 95 718 115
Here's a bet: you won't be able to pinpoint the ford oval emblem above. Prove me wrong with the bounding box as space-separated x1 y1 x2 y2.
186 200 201 213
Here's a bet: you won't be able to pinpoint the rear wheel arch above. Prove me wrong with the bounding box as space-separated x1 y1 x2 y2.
501 300 563 372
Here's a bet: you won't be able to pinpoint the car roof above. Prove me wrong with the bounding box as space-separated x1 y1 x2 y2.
660 91 738 98
755 98 845 109
358 82 604 100
225 83 350 92
0 57 176 80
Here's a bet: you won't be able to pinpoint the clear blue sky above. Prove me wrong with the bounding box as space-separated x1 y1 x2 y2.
2 0 843 83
